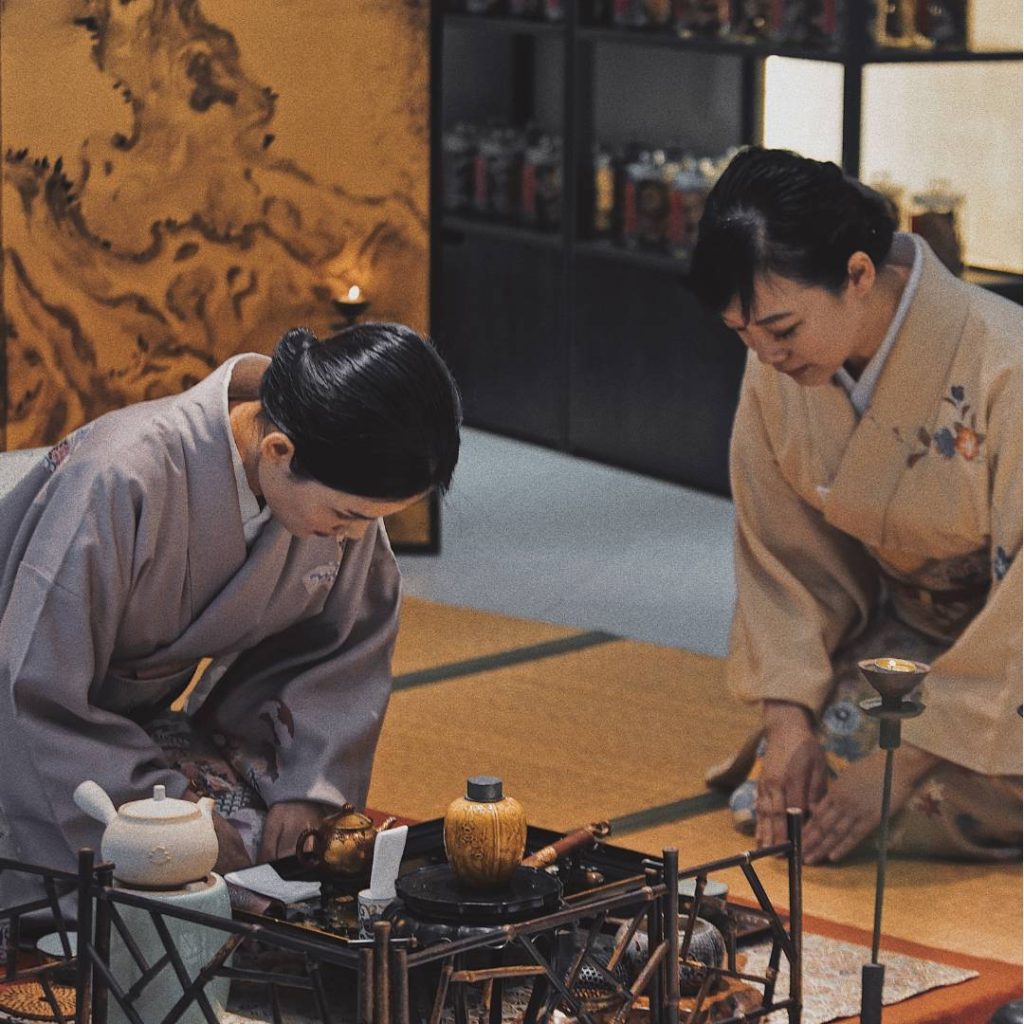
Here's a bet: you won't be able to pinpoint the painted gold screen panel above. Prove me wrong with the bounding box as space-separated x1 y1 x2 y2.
0 0 434 545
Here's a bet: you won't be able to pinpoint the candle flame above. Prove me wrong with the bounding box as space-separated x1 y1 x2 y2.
346 284 362 302
873 657 918 672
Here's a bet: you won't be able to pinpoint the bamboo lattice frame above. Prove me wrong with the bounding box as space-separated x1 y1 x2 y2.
0 810 803 1024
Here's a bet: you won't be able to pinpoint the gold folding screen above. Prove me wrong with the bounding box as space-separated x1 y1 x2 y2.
0 0 433 546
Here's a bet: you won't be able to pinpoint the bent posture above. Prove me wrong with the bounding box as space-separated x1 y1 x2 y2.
692 148 1021 864
0 323 461 894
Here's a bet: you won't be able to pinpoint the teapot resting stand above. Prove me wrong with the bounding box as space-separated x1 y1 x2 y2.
105 873 232 1024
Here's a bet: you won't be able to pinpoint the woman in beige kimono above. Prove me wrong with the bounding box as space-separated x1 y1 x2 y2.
0 323 461 891
691 148 1021 864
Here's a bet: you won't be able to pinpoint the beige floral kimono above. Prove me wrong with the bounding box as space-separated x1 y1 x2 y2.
720 239 1022 857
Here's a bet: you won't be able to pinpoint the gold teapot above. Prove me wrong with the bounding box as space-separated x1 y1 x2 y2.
295 804 396 877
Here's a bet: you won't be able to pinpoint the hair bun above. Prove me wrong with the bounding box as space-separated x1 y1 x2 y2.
277 327 318 362
260 322 461 499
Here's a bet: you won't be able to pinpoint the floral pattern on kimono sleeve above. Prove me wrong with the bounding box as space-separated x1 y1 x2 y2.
899 386 986 468
900 358 1022 776
993 545 1013 581
41 424 94 474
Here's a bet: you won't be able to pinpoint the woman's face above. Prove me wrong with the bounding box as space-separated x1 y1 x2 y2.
721 256 877 387
257 435 425 540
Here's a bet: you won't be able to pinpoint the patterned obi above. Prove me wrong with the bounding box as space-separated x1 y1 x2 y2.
873 548 990 643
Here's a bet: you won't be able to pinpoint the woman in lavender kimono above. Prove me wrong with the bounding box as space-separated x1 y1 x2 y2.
691 148 1021 863
0 323 461 884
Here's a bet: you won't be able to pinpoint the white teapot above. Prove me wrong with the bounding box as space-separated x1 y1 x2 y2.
73 780 219 889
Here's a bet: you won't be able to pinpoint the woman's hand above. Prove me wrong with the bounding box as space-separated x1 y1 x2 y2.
211 811 254 875
803 743 941 864
756 700 830 849
258 800 327 864
182 788 252 875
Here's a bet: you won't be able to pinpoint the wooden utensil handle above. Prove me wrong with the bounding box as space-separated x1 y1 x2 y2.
522 821 611 868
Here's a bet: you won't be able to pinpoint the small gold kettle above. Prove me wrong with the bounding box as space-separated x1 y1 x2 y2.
295 804 396 877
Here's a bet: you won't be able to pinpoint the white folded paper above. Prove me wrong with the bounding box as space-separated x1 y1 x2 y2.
368 825 408 900
224 864 321 903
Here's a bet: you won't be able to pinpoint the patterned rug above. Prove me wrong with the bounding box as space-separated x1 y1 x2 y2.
213 932 979 1024
743 933 977 1024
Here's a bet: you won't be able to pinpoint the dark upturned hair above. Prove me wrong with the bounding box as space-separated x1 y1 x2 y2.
690 147 897 319
260 323 462 499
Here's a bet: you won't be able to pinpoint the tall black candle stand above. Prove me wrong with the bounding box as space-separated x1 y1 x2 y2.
857 657 930 1024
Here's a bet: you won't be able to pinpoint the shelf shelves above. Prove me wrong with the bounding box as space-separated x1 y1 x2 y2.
574 244 1023 293
574 240 691 275
441 214 562 249
445 16 1021 65
963 266 1024 301
864 46 1023 63
443 13 566 36
441 219 1023 288
963 266 1021 286
433 6 1022 495
577 24 847 61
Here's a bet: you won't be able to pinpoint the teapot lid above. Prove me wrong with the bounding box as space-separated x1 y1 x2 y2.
119 785 202 822
330 803 373 829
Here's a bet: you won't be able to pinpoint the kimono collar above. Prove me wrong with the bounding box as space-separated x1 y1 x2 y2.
223 360 272 545
177 355 271 611
861 238 972 436
817 238 973 546
834 233 923 415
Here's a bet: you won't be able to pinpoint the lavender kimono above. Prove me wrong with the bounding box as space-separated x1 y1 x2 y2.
0 355 401 886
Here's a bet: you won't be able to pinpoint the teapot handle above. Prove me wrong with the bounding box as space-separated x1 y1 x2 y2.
73 780 118 826
295 827 322 868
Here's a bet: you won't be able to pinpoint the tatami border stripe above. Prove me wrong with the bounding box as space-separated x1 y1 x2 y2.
609 791 729 836
393 630 619 691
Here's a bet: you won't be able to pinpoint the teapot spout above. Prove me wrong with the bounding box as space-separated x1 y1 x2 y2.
73 780 118 826
197 797 216 819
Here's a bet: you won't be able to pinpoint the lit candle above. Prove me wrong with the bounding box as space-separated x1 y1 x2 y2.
872 657 918 673
331 282 371 327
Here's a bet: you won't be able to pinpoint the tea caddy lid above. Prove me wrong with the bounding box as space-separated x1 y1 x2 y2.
466 775 503 802
119 784 202 822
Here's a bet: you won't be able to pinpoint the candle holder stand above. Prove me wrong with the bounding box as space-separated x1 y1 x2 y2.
857 657 930 1024
332 295 371 329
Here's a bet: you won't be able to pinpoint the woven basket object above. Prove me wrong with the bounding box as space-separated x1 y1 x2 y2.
0 981 77 1021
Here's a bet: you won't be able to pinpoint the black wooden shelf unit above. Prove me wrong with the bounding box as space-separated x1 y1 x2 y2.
430 1 1023 497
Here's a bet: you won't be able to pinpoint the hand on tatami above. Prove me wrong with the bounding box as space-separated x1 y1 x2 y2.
803 744 941 864
756 701 829 849
258 800 327 864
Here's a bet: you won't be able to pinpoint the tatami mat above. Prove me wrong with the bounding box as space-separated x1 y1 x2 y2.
392 597 583 676
371 636 758 829
377 598 1023 970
